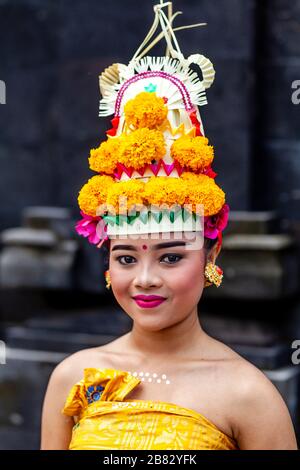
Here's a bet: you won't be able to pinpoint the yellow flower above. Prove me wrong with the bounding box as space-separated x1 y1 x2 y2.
106 179 146 215
78 175 114 217
78 172 225 220
171 136 214 171
124 91 168 129
181 172 225 216
143 176 187 207
119 128 166 169
88 137 121 174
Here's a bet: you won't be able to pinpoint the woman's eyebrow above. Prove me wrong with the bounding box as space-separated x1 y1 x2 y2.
111 241 188 252
111 244 138 252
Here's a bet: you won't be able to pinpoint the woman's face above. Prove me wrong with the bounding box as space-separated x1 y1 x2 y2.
109 232 207 331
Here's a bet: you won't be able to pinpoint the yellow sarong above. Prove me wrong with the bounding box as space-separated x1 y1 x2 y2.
62 368 238 450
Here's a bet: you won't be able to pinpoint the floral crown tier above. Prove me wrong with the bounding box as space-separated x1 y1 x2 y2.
75 0 230 249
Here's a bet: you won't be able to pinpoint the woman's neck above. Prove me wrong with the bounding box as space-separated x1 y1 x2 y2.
125 309 207 362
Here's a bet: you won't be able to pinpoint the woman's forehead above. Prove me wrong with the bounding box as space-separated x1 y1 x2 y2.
109 232 204 251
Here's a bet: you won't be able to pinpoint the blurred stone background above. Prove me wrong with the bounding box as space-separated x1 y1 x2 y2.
0 0 300 449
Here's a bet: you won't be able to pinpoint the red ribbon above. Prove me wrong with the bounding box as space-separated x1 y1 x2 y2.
217 230 222 248
106 116 120 136
204 166 217 179
189 110 203 136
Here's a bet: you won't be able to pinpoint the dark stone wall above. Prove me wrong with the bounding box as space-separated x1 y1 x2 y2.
252 1 300 221
0 0 298 229
175 0 257 214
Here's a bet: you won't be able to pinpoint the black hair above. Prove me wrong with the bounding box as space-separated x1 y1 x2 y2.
103 240 110 271
203 237 219 251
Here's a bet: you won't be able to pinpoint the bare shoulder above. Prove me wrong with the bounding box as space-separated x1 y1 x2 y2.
49 340 123 388
222 349 298 450
40 338 124 450
201 336 297 449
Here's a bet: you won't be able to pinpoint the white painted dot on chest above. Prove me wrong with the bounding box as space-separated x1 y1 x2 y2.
128 370 171 384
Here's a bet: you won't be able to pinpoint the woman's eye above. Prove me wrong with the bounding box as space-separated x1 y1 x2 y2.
116 255 135 265
115 254 183 265
161 254 182 264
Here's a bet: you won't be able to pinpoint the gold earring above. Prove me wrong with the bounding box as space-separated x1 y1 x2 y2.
104 270 111 289
204 262 223 288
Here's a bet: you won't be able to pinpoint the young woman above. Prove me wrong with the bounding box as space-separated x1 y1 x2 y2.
41 1 298 450
40 231 297 450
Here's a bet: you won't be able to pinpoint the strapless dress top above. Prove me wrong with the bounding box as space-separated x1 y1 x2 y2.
62 368 238 450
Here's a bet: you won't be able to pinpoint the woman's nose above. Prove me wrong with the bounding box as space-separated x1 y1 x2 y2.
133 266 162 288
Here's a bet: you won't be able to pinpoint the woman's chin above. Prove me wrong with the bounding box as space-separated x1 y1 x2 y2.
132 319 169 332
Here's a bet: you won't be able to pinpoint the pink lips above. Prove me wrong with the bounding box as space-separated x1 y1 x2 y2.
132 295 166 309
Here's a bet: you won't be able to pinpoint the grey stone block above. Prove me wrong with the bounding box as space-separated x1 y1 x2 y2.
0 348 65 450
6 326 116 354
1 228 57 248
6 309 132 353
223 233 295 250
225 211 280 235
25 308 132 336
201 312 281 347
232 343 292 370
205 234 299 300
0 241 78 289
22 206 74 240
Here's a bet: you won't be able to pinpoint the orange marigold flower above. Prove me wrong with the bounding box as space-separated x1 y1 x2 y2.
78 175 114 217
171 136 214 172
119 128 166 169
124 91 168 129
143 176 187 207
88 137 121 175
106 179 146 215
181 172 225 216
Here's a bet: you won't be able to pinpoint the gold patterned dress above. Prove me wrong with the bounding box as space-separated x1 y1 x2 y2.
62 368 239 450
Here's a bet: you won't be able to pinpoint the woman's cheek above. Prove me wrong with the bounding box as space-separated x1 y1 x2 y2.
111 285 130 313
110 269 129 299
172 260 205 301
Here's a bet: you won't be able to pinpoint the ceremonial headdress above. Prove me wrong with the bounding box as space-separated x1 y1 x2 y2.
75 1 229 252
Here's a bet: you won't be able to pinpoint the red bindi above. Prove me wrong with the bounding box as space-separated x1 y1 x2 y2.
142 245 148 250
